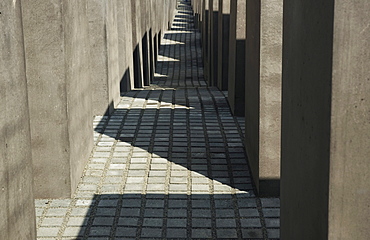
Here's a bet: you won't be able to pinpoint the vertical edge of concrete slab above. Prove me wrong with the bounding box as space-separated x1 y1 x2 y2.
87 0 121 116
245 0 283 197
209 0 219 87
258 0 283 197
0 1 37 238
106 0 120 108
22 0 72 198
131 0 144 88
228 0 246 116
245 0 260 193
203 0 210 84
117 0 134 93
22 0 93 198
280 1 334 239
217 0 230 91
64 0 94 196
328 1 370 239
205 0 214 86
87 0 110 116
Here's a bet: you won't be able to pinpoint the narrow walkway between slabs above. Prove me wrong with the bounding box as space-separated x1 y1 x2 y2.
35 1 280 239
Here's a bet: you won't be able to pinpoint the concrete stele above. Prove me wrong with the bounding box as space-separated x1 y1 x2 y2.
0 0 36 238
281 1 370 239
245 0 283 197
228 0 246 116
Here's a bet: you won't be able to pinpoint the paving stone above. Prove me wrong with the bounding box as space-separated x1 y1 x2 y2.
240 218 262 228
216 229 238 239
141 228 162 238
63 226 85 237
167 218 187 228
267 228 280 238
115 227 137 237
191 229 212 238
166 228 187 238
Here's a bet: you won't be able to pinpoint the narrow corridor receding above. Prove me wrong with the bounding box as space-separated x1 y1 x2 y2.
35 2 280 239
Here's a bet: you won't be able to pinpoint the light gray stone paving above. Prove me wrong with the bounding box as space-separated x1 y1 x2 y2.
35 1 279 239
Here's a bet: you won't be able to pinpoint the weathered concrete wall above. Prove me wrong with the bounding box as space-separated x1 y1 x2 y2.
245 0 282 197
0 0 36 238
281 0 370 239
228 0 246 116
22 0 93 198
217 0 230 91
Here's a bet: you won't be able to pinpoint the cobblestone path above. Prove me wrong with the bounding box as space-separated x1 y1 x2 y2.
35 1 280 239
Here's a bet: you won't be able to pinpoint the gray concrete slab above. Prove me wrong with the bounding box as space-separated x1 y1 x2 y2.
208 0 219 87
0 1 36 238
87 0 120 116
131 0 145 88
117 0 135 93
217 0 230 91
202 0 210 83
245 0 283 197
22 0 93 198
281 1 370 239
228 0 246 116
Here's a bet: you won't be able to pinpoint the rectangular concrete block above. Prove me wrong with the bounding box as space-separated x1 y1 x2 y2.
208 0 219 87
217 0 230 90
244 0 283 197
281 1 370 239
0 1 36 238
88 0 120 116
228 0 246 116
117 0 135 93
22 0 93 198
202 0 210 82
131 0 145 88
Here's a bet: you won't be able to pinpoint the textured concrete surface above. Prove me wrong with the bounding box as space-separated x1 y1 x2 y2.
217 0 230 91
245 0 283 197
35 3 280 238
281 1 370 239
228 0 246 116
202 0 210 83
117 0 135 93
328 2 370 238
208 0 219 87
22 0 93 198
131 0 145 88
88 0 120 116
0 1 36 238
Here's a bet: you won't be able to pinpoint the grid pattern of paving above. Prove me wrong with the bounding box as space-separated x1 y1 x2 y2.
35 1 280 239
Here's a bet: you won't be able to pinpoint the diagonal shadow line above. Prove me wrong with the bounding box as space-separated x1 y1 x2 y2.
66 1 276 239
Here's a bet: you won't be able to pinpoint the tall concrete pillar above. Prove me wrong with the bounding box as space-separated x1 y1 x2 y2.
244 0 283 197
141 1 151 86
202 0 210 83
117 0 135 93
228 0 246 116
217 0 230 90
281 1 370 239
208 0 219 87
131 0 145 88
0 1 36 238
22 0 93 198
87 0 120 116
